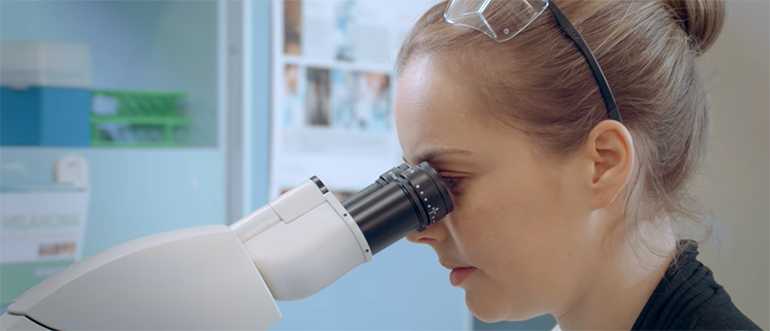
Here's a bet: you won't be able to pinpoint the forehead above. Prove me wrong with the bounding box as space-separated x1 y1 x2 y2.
394 57 512 161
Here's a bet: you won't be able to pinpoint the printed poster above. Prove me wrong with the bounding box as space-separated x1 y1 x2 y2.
271 0 439 199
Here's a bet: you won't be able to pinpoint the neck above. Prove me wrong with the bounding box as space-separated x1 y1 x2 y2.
554 217 677 331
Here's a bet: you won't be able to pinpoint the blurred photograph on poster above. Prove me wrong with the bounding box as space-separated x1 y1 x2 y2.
282 64 305 129
300 0 392 64
330 70 391 132
306 67 331 126
334 0 355 61
282 66 392 133
283 0 301 55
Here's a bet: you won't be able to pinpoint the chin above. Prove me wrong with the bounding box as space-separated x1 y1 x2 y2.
465 290 543 323
464 290 508 323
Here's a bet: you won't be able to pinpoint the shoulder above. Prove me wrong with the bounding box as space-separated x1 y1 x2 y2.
692 300 761 331
633 240 761 330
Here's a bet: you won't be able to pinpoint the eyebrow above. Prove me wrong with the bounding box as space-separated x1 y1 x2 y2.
403 148 473 165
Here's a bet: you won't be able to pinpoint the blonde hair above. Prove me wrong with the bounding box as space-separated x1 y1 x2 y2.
396 0 726 240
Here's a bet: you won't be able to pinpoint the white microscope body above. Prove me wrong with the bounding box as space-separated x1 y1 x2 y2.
0 163 452 331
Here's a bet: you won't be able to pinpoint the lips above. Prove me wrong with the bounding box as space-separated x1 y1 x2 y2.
440 260 477 286
449 267 477 286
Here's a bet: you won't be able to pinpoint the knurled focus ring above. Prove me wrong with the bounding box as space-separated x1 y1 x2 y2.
395 176 429 232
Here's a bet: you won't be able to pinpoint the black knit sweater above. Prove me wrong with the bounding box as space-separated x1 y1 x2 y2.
631 241 761 330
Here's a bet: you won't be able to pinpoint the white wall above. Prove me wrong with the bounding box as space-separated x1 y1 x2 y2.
695 1 769 329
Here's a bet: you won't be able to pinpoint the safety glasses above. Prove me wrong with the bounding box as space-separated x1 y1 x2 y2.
444 0 622 122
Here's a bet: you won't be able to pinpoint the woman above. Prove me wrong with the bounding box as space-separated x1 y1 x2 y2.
393 0 761 330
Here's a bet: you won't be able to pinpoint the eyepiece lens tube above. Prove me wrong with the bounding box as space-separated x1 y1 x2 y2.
341 162 453 255
340 165 402 209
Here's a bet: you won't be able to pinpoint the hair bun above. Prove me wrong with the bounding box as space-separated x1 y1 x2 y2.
663 0 726 55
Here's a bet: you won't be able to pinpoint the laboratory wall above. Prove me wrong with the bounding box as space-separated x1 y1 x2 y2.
694 1 769 329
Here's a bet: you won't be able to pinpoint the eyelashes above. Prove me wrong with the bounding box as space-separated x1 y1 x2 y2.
439 175 463 189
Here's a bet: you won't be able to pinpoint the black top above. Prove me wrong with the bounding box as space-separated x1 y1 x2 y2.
632 241 761 330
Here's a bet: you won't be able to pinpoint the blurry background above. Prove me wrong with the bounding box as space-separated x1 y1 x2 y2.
0 0 228 316
0 1 766 330
694 0 769 328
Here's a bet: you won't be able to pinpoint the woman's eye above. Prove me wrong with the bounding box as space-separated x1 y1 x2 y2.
440 176 462 189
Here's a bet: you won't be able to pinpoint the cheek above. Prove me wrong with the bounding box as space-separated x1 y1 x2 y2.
451 162 571 261
445 157 590 310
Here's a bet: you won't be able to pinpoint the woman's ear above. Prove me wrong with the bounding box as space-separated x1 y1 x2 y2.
581 120 634 210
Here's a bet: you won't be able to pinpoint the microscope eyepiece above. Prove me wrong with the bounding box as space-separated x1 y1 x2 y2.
341 162 453 255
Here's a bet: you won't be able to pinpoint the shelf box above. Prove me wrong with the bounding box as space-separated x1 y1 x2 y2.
0 188 89 310
0 41 91 89
0 87 91 146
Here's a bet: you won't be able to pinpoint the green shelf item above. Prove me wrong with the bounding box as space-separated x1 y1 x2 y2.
89 89 188 147
91 89 185 117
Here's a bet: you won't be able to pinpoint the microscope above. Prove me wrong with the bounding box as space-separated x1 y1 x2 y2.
0 162 453 330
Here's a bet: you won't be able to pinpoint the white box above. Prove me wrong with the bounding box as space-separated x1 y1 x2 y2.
0 41 91 89
0 189 90 264
0 188 90 313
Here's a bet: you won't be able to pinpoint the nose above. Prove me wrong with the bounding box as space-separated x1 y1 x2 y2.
405 218 448 244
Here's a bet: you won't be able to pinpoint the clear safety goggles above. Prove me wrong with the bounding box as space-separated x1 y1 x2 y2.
444 0 622 122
